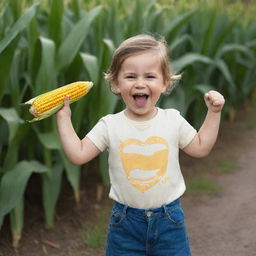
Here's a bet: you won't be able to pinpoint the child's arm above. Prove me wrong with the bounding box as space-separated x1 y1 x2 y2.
56 96 101 165
182 90 225 158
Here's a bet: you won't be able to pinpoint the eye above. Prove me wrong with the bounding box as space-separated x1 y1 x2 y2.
125 75 136 79
146 75 156 79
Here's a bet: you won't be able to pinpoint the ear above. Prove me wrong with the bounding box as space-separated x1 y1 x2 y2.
161 80 169 94
111 83 121 95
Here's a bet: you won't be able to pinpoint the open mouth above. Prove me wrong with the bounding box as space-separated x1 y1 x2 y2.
132 94 149 108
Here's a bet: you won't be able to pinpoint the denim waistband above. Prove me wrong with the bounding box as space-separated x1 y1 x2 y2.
113 198 180 216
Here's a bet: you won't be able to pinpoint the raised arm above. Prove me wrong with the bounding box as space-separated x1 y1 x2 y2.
182 90 225 158
56 96 101 165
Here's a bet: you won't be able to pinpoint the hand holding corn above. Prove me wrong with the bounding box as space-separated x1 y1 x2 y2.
57 95 72 120
204 90 225 113
24 81 93 122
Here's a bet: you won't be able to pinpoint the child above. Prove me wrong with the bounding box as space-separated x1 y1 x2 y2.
56 34 225 255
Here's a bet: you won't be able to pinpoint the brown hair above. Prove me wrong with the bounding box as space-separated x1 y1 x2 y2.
104 34 181 95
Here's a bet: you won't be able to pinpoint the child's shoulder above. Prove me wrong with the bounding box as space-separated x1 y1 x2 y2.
159 107 181 117
99 110 124 122
158 108 188 124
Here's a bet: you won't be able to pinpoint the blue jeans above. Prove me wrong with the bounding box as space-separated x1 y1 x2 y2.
106 198 191 256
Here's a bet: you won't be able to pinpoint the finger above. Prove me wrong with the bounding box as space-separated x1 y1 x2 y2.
204 93 210 101
213 96 225 105
64 95 70 106
212 101 221 106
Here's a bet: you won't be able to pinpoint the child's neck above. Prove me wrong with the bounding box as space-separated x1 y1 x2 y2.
124 107 158 122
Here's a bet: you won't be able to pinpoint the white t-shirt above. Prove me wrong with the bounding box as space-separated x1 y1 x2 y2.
86 108 197 209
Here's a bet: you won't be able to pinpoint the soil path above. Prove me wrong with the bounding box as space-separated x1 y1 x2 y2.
182 117 256 256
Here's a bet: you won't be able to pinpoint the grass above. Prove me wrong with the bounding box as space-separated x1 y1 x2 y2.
80 205 111 251
187 172 221 194
216 158 237 173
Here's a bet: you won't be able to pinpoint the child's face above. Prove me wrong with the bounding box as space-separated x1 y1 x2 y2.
115 50 168 121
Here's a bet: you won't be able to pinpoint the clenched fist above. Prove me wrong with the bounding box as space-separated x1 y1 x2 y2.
204 90 225 113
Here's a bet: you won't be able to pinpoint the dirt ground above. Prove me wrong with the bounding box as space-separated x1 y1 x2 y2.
0 106 256 256
182 109 256 256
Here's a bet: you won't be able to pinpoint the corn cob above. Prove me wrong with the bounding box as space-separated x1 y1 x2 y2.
24 81 93 122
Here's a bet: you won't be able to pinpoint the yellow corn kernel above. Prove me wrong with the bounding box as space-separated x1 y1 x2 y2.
24 81 93 122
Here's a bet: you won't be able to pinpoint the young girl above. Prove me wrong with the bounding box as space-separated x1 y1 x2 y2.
57 34 225 255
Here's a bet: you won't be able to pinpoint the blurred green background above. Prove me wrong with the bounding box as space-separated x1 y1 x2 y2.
0 0 255 246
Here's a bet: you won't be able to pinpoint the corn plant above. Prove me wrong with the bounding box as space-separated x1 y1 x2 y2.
0 0 255 247
160 7 256 127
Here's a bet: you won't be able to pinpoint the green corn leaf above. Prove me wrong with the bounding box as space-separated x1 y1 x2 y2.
246 39 256 49
88 38 118 126
32 129 63 228
241 62 256 97
211 19 237 57
2 138 20 171
0 110 27 171
215 59 236 95
100 38 115 72
0 108 24 143
72 54 100 132
9 0 23 21
80 52 99 85
0 160 49 228
99 150 110 187
103 38 115 53
28 19 40 85
57 5 102 72
164 9 196 42
42 162 63 228
0 40 17 103
170 34 194 52
216 43 254 59
200 9 216 55
162 87 196 117
8 48 21 110
72 93 91 133
0 2 39 54
172 53 213 73
35 130 61 150
70 0 81 18
195 84 216 94
146 1 166 32
10 199 24 248
48 0 64 48
123 0 144 36
60 151 81 204
35 36 57 95
104 0 120 43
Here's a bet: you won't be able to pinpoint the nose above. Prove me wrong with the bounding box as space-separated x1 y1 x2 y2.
135 77 146 88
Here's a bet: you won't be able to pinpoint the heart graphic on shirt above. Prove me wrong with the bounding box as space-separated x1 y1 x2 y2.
119 136 169 192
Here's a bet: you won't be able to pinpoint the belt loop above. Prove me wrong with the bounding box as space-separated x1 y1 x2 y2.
163 204 168 216
122 205 128 216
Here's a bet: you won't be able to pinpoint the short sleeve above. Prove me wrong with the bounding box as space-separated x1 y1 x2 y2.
86 119 108 152
178 116 197 149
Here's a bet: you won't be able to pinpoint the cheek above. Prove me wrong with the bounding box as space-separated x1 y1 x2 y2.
151 85 165 96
